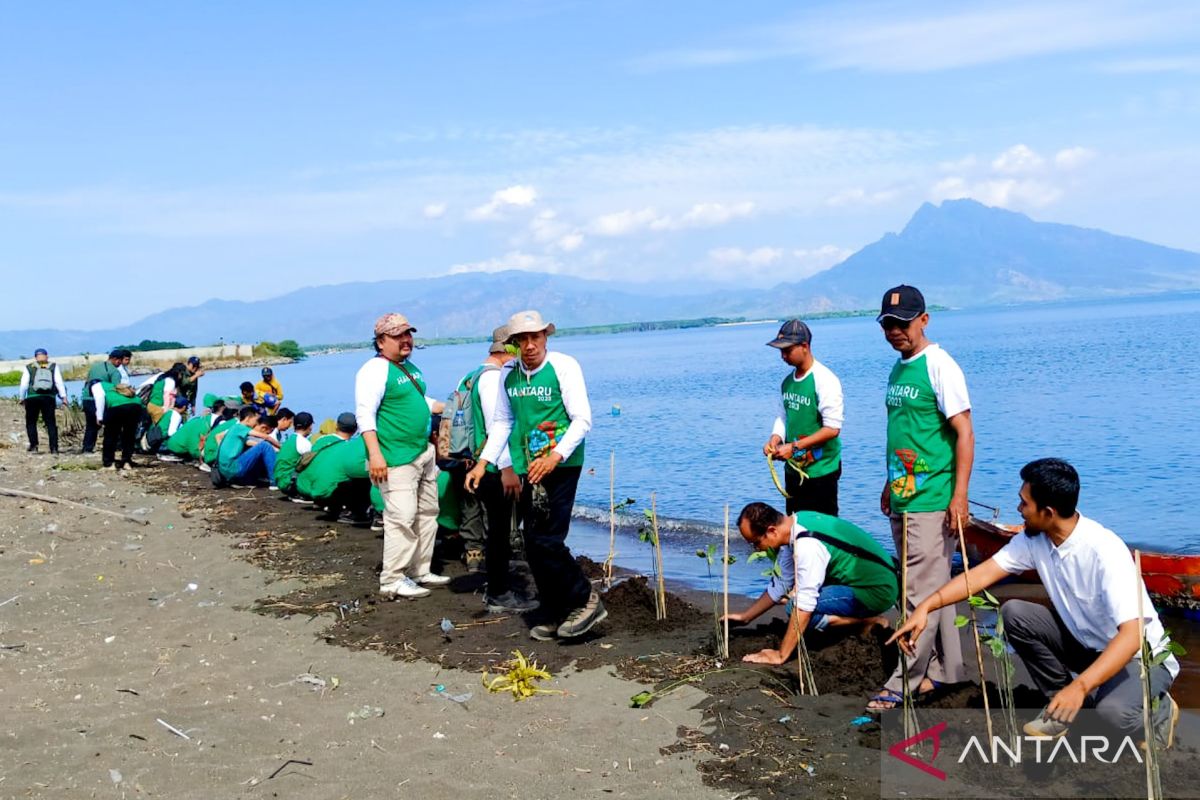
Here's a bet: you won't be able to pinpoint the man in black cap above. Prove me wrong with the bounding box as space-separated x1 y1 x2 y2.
81 350 124 454
762 320 844 515
256 367 284 407
18 348 68 454
868 284 974 711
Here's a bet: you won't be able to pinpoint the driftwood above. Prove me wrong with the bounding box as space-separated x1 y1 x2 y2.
0 486 151 526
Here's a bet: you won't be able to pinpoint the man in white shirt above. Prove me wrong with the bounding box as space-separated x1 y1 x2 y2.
762 319 845 515
471 310 599 641
462 327 537 613
890 458 1179 746
355 313 448 600
18 348 68 454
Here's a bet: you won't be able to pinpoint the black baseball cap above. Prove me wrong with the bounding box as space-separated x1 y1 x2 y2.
876 285 926 323
766 319 812 349
261 367 273 377
335 412 358 433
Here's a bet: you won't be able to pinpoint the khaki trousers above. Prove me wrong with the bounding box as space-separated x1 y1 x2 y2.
379 445 439 587
884 510 967 694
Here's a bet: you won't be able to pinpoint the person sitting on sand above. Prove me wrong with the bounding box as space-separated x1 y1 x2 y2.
889 459 1180 746
161 400 219 463
235 382 257 410
296 412 374 525
724 503 898 665
199 407 239 473
255 367 284 406
213 406 280 487
150 396 190 458
274 411 314 498
274 407 295 443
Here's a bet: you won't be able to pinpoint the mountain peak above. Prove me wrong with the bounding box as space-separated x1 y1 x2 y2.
900 197 1031 238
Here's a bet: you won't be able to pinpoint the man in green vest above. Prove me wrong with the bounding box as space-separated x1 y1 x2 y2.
163 403 217 462
18 348 68 454
274 411 314 498
357 313 447 600
474 310 601 641
724 502 898 665
200 408 239 473
91 378 143 470
297 413 373 525
81 351 123 453
762 320 844 515
152 396 190 459
463 327 538 612
868 284 974 711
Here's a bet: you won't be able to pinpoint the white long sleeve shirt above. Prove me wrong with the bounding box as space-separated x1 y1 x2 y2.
18 363 66 401
474 361 513 470
138 374 177 408
480 351 591 466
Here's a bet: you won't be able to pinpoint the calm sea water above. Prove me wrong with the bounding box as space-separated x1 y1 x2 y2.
14 293 1200 589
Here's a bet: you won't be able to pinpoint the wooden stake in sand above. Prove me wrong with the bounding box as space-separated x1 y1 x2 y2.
0 486 151 526
722 504 730 661
956 518 994 748
651 493 666 620
605 450 616 587
897 511 916 738
1135 550 1163 800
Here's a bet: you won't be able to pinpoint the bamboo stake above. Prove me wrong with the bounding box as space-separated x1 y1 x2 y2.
651 493 666 620
1135 550 1162 800
605 450 616 587
0 486 151 526
956 518 994 748
722 504 730 660
898 511 915 738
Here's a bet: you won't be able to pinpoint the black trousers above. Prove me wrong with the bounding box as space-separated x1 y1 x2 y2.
476 469 516 597
82 398 100 453
520 466 590 620
321 478 372 519
784 464 840 516
102 404 141 467
24 394 58 451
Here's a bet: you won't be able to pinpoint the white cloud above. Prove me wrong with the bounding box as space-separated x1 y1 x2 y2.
468 184 538 220
1097 55 1200 74
588 207 662 237
588 201 755 237
792 245 854 271
447 250 556 275
930 176 1062 209
709 246 784 266
673 201 756 228
422 202 447 219
1054 146 1097 170
634 2 1200 74
992 144 1045 174
825 187 899 207
557 232 584 252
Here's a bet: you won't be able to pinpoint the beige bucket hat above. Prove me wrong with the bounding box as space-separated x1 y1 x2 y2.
504 310 556 340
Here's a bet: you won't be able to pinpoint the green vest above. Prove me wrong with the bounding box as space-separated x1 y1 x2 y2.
795 512 898 613
149 376 169 407
99 382 142 409
885 353 958 512
504 360 583 475
157 409 181 437
204 418 238 465
462 365 498 473
374 359 431 468
273 434 308 490
780 370 841 478
167 414 210 457
297 436 367 500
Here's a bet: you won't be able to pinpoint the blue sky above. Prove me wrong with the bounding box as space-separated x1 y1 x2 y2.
3 0 1199 329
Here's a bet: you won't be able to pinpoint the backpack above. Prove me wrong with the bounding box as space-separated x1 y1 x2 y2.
138 373 165 404
27 363 55 394
436 364 498 470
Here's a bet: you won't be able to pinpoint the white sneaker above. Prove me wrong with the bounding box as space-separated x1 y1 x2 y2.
381 576 430 600
198 463 212 473
415 573 450 587
268 485 279 492
157 453 183 463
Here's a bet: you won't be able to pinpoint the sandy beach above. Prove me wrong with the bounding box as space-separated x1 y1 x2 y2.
3 401 1198 800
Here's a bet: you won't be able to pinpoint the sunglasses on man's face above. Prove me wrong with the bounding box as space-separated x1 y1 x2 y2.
879 317 915 331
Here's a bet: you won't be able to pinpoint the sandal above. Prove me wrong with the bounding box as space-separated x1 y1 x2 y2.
865 689 904 712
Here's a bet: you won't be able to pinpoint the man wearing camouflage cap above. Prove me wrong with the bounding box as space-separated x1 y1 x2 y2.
356 313 447 600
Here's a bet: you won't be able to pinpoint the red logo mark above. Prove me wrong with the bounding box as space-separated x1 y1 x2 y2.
888 721 948 781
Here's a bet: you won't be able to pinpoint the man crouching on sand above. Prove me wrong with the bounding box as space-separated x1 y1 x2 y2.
889 458 1180 746
724 503 897 665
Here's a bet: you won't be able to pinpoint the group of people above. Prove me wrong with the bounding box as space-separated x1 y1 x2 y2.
15 286 1180 748
723 283 1178 748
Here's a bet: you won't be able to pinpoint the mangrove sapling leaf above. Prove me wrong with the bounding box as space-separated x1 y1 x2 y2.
724 555 737 565
747 549 782 579
954 614 970 628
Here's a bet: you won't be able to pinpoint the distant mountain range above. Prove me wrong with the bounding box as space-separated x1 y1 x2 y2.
6 199 1200 357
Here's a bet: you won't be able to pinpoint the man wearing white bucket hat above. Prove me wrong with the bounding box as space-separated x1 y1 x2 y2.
473 310 603 640
356 312 448 600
